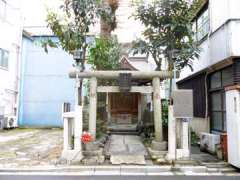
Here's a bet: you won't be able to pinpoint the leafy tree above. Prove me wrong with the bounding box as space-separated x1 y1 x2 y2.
132 0 200 71
43 0 120 105
88 36 121 70
44 0 102 69
43 0 103 106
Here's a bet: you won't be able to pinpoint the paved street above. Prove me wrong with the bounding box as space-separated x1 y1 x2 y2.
1 174 240 180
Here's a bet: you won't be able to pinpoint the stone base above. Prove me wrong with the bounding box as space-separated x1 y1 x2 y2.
147 147 167 160
84 142 100 151
83 148 103 156
151 140 167 151
176 149 190 159
165 153 176 161
82 155 105 165
61 150 83 163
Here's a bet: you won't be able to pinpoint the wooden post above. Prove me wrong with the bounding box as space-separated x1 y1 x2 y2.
138 94 142 124
152 77 163 142
106 93 111 124
89 77 97 140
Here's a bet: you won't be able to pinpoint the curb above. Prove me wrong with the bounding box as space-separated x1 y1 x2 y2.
1 165 238 176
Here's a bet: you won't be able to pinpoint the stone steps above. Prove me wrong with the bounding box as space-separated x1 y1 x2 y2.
108 131 139 135
107 124 139 135
200 162 239 173
105 135 148 165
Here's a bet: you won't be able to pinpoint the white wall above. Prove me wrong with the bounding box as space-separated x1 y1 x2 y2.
229 21 240 56
0 0 23 116
179 0 240 80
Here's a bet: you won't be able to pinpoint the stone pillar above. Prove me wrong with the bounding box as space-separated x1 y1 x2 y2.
166 105 176 160
151 77 167 151
89 77 97 140
181 120 189 151
176 119 190 159
63 117 72 151
74 106 83 151
152 77 163 142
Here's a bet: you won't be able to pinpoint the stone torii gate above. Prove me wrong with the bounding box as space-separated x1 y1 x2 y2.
62 70 184 162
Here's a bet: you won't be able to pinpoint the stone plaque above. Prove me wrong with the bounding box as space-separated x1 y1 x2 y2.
172 89 193 118
119 73 132 92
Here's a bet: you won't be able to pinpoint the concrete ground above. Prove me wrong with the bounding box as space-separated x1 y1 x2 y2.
0 128 63 168
0 128 239 176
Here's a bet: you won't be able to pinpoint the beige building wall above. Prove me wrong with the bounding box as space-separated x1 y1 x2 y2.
190 117 210 136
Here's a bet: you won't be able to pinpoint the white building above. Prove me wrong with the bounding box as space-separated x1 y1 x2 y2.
178 0 240 135
0 0 23 122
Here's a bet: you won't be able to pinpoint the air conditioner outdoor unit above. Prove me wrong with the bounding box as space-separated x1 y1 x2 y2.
200 132 220 154
4 116 17 129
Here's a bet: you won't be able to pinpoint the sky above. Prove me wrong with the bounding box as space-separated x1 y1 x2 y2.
21 0 61 27
20 0 144 43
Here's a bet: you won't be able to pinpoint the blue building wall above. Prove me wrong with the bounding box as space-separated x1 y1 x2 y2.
18 36 75 127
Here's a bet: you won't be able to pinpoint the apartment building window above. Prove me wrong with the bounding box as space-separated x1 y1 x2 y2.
0 48 9 69
0 0 6 20
193 3 210 41
209 66 234 132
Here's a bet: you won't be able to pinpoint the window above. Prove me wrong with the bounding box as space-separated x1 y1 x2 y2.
0 0 6 20
0 48 9 69
222 67 233 86
210 71 221 89
233 59 240 84
193 4 210 41
209 66 234 132
210 66 234 89
211 92 225 131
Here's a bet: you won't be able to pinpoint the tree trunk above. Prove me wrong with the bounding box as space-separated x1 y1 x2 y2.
100 0 119 37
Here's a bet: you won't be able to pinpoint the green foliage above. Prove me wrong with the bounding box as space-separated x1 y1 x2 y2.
88 36 121 70
41 38 58 53
96 118 107 139
189 0 208 20
132 0 200 71
45 0 101 55
191 130 200 146
43 0 119 55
